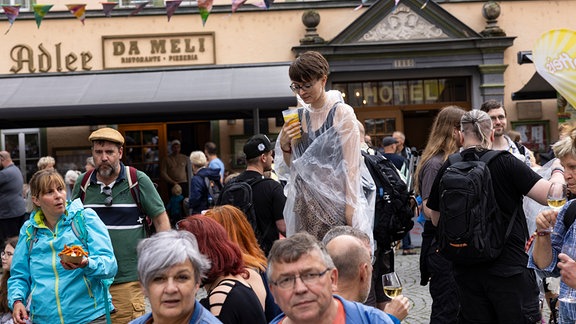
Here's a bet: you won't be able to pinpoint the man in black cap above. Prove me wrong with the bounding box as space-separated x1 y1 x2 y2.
233 134 286 255
381 136 407 172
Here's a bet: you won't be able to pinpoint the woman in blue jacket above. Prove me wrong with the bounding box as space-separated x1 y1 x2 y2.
8 169 117 324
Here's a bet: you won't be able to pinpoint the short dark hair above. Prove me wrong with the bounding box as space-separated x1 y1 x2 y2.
289 51 330 83
204 142 217 155
480 99 506 115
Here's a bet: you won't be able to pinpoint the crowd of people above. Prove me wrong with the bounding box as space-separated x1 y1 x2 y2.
1 49 576 324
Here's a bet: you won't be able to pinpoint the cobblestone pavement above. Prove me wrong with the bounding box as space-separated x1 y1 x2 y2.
394 248 553 324
393 248 431 324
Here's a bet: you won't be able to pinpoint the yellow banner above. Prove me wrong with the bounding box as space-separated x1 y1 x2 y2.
533 29 576 107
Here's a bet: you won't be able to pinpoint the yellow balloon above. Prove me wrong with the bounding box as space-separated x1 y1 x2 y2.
533 29 576 107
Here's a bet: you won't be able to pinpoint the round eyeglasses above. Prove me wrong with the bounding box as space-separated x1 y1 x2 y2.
289 82 314 93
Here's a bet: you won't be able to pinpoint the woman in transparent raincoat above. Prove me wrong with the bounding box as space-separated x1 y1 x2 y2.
275 51 373 243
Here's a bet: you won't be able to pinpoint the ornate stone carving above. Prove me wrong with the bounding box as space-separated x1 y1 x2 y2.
358 4 448 42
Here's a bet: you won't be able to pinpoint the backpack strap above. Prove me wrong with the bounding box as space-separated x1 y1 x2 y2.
563 201 576 230
126 166 143 212
479 150 505 165
127 166 155 237
80 169 95 203
513 141 526 156
242 176 274 239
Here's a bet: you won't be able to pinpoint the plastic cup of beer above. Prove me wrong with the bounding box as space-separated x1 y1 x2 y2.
282 108 301 139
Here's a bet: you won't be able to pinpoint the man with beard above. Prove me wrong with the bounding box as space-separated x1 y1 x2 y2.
72 127 170 323
233 134 286 255
480 100 532 167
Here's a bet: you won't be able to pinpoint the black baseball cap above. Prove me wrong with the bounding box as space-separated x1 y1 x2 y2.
244 134 273 160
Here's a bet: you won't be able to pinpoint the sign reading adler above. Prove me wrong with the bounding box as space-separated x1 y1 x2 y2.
102 32 215 69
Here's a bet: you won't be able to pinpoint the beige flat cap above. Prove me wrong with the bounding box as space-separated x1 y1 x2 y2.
88 127 125 145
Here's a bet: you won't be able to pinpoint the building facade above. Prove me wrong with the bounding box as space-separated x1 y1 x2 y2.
0 0 571 200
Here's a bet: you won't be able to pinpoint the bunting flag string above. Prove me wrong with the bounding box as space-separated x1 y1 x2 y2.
129 1 149 16
2 5 20 34
251 1 266 9
13 0 282 29
165 0 182 21
32 4 53 29
66 4 87 25
231 0 247 13
198 0 213 26
101 2 118 17
263 0 273 9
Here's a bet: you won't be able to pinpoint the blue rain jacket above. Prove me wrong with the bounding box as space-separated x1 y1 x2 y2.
8 198 117 324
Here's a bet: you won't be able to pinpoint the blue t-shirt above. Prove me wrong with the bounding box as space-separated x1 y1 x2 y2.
208 158 225 180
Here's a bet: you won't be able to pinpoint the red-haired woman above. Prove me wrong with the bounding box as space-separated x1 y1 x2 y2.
177 215 266 324
204 205 282 321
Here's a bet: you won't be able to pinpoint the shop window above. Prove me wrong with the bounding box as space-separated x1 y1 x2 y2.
334 77 469 107
124 129 160 179
1 129 41 182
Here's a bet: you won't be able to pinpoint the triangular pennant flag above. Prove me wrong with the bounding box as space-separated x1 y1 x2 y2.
2 5 20 34
165 0 182 21
32 4 53 29
231 0 247 13
197 0 213 26
66 4 86 25
130 1 149 16
101 2 117 17
251 1 266 9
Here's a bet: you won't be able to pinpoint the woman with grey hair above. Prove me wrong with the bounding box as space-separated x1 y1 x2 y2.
130 230 221 324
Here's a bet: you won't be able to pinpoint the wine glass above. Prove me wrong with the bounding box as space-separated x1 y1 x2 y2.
559 244 576 303
382 272 403 298
539 182 568 234
548 182 568 211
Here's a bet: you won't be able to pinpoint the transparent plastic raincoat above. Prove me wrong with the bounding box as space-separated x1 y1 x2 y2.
275 90 374 245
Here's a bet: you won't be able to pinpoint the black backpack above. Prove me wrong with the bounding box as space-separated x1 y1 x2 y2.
437 150 516 264
362 151 415 248
216 177 269 237
204 177 222 207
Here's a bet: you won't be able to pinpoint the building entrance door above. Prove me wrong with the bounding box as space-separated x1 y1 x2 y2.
119 123 167 197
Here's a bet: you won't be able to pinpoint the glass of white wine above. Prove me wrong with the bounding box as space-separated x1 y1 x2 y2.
548 182 568 210
540 182 568 234
382 272 402 298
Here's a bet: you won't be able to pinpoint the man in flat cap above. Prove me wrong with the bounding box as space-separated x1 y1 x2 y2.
72 127 170 322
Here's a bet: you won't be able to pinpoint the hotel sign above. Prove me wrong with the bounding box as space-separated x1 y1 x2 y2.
102 32 215 69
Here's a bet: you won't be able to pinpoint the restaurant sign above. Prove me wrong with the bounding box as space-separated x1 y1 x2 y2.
102 32 215 69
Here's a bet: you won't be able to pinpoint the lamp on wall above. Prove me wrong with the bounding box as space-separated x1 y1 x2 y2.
227 119 236 125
